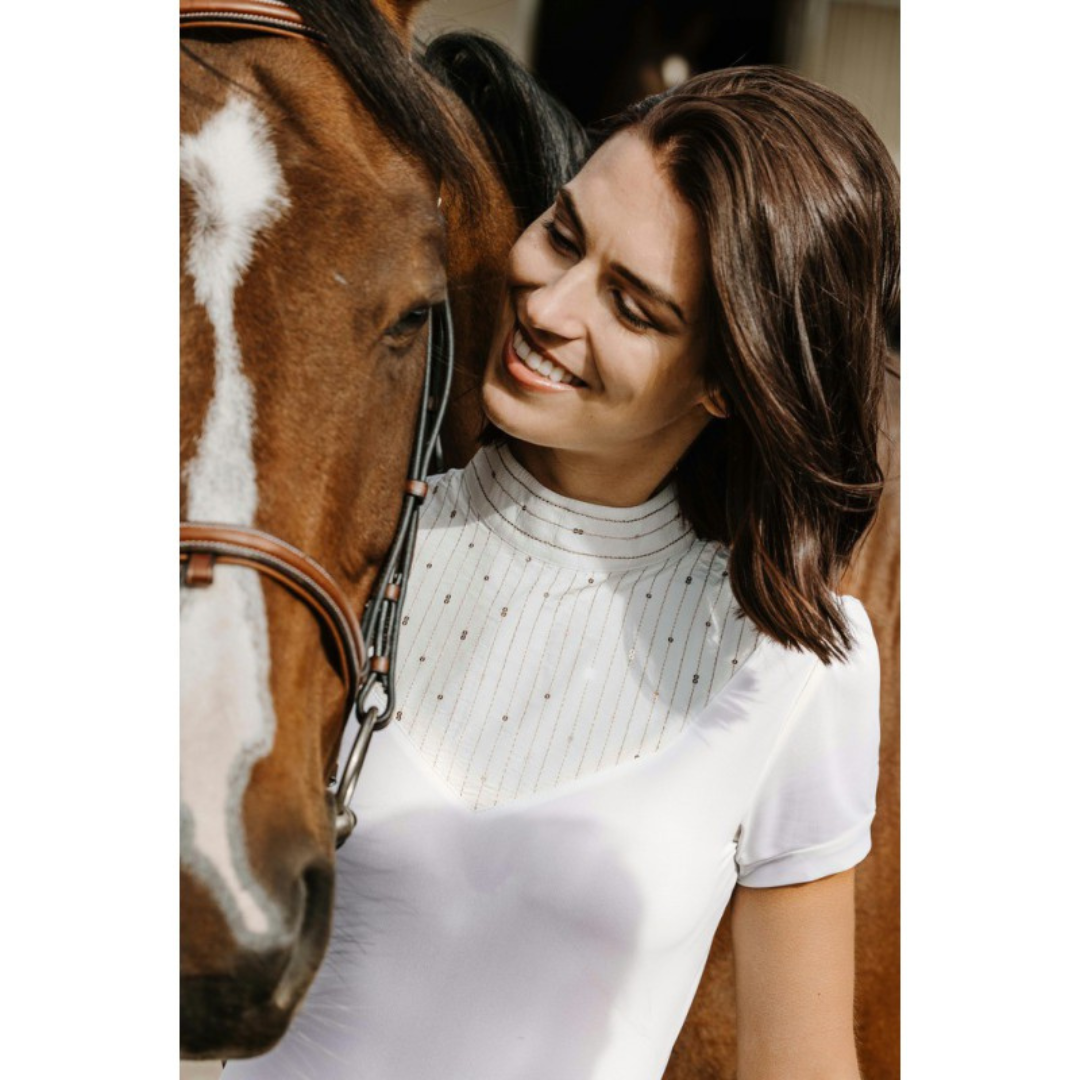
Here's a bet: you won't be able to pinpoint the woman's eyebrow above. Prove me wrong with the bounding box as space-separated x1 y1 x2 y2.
557 188 688 327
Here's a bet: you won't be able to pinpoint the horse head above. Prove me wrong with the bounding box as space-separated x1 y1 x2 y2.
179 0 517 1058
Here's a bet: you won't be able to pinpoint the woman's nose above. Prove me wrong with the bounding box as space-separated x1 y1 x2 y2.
523 263 590 342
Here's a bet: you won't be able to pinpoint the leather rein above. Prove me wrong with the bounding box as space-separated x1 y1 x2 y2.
180 1 454 846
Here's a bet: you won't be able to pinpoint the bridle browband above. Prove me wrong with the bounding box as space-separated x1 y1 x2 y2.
180 3 454 846
180 0 323 42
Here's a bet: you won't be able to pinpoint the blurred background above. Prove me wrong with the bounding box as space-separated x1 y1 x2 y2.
417 0 899 166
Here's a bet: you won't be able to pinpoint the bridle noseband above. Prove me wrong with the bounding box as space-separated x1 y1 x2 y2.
181 4 454 845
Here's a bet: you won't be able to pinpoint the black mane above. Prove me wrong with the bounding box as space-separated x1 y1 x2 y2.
421 32 590 227
287 0 481 203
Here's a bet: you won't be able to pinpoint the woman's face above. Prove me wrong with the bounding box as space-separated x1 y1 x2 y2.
482 131 723 464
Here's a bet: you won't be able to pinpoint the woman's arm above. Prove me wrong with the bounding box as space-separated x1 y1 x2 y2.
732 868 862 1080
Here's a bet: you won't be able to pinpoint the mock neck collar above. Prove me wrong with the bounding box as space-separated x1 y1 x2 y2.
463 444 698 571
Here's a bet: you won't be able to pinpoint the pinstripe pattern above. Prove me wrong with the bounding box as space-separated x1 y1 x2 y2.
393 446 757 811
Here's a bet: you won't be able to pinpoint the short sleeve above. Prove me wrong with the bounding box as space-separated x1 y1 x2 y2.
735 596 881 888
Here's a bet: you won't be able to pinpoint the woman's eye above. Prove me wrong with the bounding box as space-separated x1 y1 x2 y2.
613 291 654 332
542 219 579 257
386 306 431 341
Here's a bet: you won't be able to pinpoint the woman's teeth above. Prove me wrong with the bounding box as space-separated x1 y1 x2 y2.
513 330 585 387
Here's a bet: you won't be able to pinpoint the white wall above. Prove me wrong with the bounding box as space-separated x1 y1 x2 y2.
783 0 901 166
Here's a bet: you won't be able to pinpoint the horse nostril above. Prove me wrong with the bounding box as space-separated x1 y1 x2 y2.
298 861 333 950
272 861 334 1011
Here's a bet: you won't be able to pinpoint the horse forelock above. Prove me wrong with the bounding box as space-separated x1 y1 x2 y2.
286 0 482 209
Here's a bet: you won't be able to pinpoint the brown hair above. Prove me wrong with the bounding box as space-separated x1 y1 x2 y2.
612 66 898 663
484 66 899 663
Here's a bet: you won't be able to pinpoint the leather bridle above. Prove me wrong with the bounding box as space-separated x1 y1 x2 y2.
180 2 455 846
180 0 322 41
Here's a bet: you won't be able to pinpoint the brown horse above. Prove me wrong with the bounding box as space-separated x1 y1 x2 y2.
664 359 901 1079
179 0 520 1058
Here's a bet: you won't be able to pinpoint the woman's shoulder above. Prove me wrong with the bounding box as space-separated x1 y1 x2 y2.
706 591 879 716
727 589 875 664
734 593 881 887
677 544 875 659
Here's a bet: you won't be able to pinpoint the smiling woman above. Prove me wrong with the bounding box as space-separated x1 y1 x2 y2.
484 131 723 506
226 63 898 1080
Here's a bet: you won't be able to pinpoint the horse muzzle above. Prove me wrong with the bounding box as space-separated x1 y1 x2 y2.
180 859 333 1059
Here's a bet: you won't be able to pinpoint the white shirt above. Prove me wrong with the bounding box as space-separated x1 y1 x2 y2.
226 445 880 1080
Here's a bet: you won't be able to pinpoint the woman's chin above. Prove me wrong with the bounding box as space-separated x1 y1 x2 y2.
480 379 561 449
481 378 531 441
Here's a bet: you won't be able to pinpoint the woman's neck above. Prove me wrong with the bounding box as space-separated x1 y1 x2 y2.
508 439 676 507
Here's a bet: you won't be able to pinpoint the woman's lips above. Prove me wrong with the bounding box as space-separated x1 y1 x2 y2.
501 324 585 393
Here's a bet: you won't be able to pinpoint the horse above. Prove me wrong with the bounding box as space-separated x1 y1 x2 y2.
179 0 525 1058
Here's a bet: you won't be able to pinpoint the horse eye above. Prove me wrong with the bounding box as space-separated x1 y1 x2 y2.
386 306 432 340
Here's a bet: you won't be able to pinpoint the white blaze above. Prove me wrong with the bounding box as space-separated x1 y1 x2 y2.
180 96 290 943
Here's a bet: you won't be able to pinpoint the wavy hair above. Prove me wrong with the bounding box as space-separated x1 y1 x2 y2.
597 67 899 663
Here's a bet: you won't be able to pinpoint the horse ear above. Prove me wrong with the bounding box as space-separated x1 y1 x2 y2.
371 0 425 41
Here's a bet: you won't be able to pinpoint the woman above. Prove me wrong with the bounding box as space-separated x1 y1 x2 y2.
230 65 898 1080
